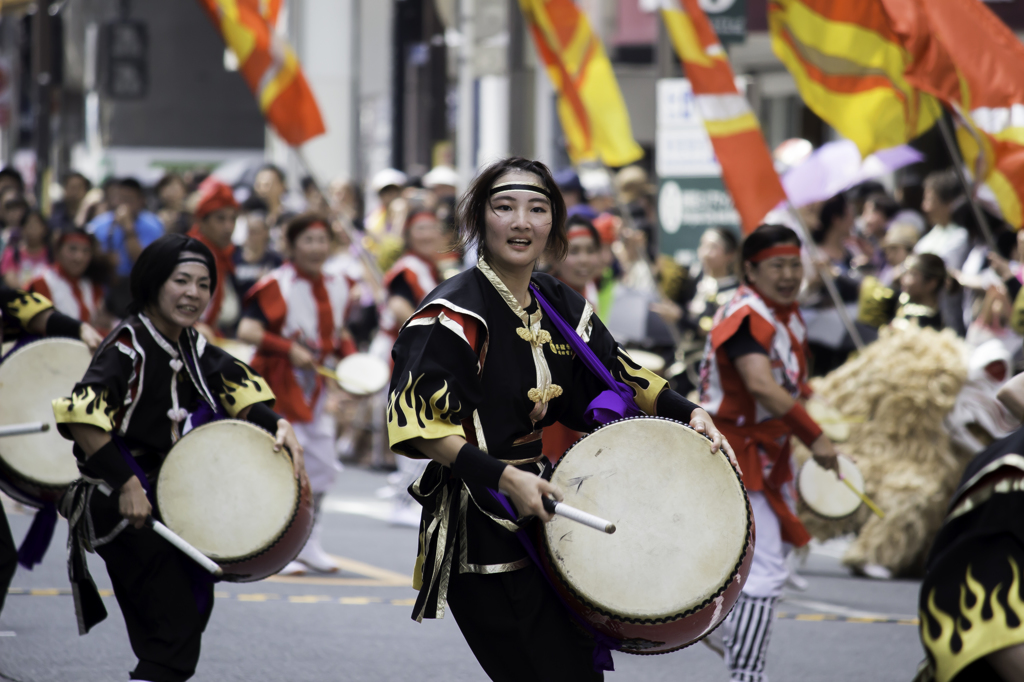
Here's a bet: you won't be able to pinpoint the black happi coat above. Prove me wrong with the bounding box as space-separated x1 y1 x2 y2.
0 285 53 342
387 259 668 622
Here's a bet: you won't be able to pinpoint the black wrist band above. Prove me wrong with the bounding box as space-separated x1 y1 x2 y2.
450 443 508 491
246 402 282 434
656 389 699 423
83 439 135 491
45 311 83 339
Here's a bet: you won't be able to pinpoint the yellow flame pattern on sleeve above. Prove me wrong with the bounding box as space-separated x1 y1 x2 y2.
7 291 53 328
218 361 276 417
616 348 668 415
52 385 116 434
922 557 1024 682
387 372 466 451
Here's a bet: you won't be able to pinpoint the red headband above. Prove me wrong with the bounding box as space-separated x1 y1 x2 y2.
749 244 800 263
61 232 92 246
567 225 593 241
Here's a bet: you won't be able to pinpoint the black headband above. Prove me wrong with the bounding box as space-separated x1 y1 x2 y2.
178 255 210 269
489 183 552 199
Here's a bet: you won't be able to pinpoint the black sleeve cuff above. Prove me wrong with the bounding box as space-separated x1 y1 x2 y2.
79 439 135 491
45 311 83 339
450 443 507 491
246 401 282 434
656 389 699 423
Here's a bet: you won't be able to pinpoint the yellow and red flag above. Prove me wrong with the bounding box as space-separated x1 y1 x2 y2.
768 0 940 157
519 0 643 167
196 0 325 147
880 0 1024 229
661 0 784 234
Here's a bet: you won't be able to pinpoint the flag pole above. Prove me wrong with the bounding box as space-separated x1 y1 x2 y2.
292 148 386 303
936 113 999 252
787 203 866 351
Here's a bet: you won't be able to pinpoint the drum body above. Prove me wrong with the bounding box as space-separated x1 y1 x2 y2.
797 454 864 519
0 338 91 506
156 420 314 582
541 417 753 654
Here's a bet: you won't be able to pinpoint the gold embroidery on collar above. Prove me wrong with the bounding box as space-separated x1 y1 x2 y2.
476 258 562 410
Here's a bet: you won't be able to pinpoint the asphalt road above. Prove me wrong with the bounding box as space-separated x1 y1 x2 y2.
0 466 924 681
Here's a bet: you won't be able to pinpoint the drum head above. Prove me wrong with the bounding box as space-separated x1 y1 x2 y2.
798 454 864 519
544 417 749 621
335 353 390 395
157 421 298 561
0 339 89 487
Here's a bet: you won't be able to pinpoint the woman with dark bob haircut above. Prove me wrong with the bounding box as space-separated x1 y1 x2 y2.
52 233 306 682
386 157 728 680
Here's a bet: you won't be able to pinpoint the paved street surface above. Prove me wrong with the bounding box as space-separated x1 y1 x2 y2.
0 467 924 681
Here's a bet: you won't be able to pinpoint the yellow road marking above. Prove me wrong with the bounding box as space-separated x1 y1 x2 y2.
236 593 279 602
264 554 411 587
339 597 381 605
289 595 332 603
390 598 416 606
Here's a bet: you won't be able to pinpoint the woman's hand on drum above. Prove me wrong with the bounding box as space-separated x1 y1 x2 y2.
119 476 152 529
274 419 306 479
689 408 725 454
499 466 563 523
810 433 840 473
79 323 104 352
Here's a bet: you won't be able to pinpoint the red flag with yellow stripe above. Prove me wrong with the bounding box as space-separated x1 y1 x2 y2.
662 0 785 234
519 0 643 167
197 0 325 147
768 0 940 157
881 0 1024 229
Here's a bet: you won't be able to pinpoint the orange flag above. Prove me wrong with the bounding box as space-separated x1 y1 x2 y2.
196 0 325 147
662 0 785 233
880 0 1024 229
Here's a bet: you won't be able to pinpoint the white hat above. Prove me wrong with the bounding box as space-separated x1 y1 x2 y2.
423 165 459 189
371 168 408 193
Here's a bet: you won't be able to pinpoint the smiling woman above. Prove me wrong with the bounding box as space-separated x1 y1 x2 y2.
51 233 305 682
387 157 728 681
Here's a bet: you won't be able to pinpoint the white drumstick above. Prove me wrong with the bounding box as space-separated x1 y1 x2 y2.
543 498 616 534
147 518 224 577
0 422 49 438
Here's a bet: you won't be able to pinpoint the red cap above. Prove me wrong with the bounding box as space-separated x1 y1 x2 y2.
195 179 239 219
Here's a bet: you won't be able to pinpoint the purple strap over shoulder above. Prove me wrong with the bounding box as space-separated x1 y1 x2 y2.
528 283 641 425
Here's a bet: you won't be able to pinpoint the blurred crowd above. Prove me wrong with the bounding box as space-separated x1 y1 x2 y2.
2 156 1020 475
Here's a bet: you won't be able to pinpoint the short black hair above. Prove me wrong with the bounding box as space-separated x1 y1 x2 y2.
118 177 145 196
866 191 900 219
814 194 849 243
300 175 317 193
241 195 269 214
924 169 962 205
62 171 92 191
128 234 218 315
704 226 739 253
741 224 802 284
257 163 286 185
0 167 25 192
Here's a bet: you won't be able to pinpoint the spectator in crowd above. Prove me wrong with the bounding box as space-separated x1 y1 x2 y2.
0 167 25 197
1 210 51 288
878 223 920 286
915 169 969 270
234 197 283 299
155 172 192 234
0 189 28 254
812 193 857 276
549 215 602 306
422 165 458 201
88 177 165 317
896 253 947 330
852 191 900 273
75 187 108 228
554 168 585 209
328 177 365 231
50 171 92 234
27 228 108 329
188 180 242 338
253 163 295 233
682 226 741 336
366 168 407 238
301 175 328 213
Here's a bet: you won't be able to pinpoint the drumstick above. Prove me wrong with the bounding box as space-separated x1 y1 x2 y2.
837 474 886 519
146 517 224 577
0 422 49 438
542 497 616 534
314 365 339 382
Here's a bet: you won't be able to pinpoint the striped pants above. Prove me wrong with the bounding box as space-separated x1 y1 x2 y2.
722 593 777 681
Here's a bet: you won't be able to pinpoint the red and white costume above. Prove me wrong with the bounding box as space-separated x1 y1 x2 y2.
246 262 354 493
370 251 441 362
700 284 820 595
27 265 103 325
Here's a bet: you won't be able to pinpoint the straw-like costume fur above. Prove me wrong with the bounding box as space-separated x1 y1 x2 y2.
793 326 970 577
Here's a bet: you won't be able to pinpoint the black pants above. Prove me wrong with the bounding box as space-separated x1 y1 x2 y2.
96 524 213 682
446 564 604 682
0 504 16 617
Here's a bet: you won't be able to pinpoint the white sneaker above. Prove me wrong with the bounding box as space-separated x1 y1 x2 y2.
786 572 809 591
861 563 892 580
278 560 307 577
296 529 339 573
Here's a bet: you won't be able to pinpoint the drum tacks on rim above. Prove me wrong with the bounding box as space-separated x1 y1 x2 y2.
156 420 314 581
540 416 753 654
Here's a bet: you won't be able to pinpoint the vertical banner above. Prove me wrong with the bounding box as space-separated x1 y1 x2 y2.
656 78 740 260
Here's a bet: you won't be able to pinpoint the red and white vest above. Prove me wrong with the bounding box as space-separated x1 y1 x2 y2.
27 266 102 324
